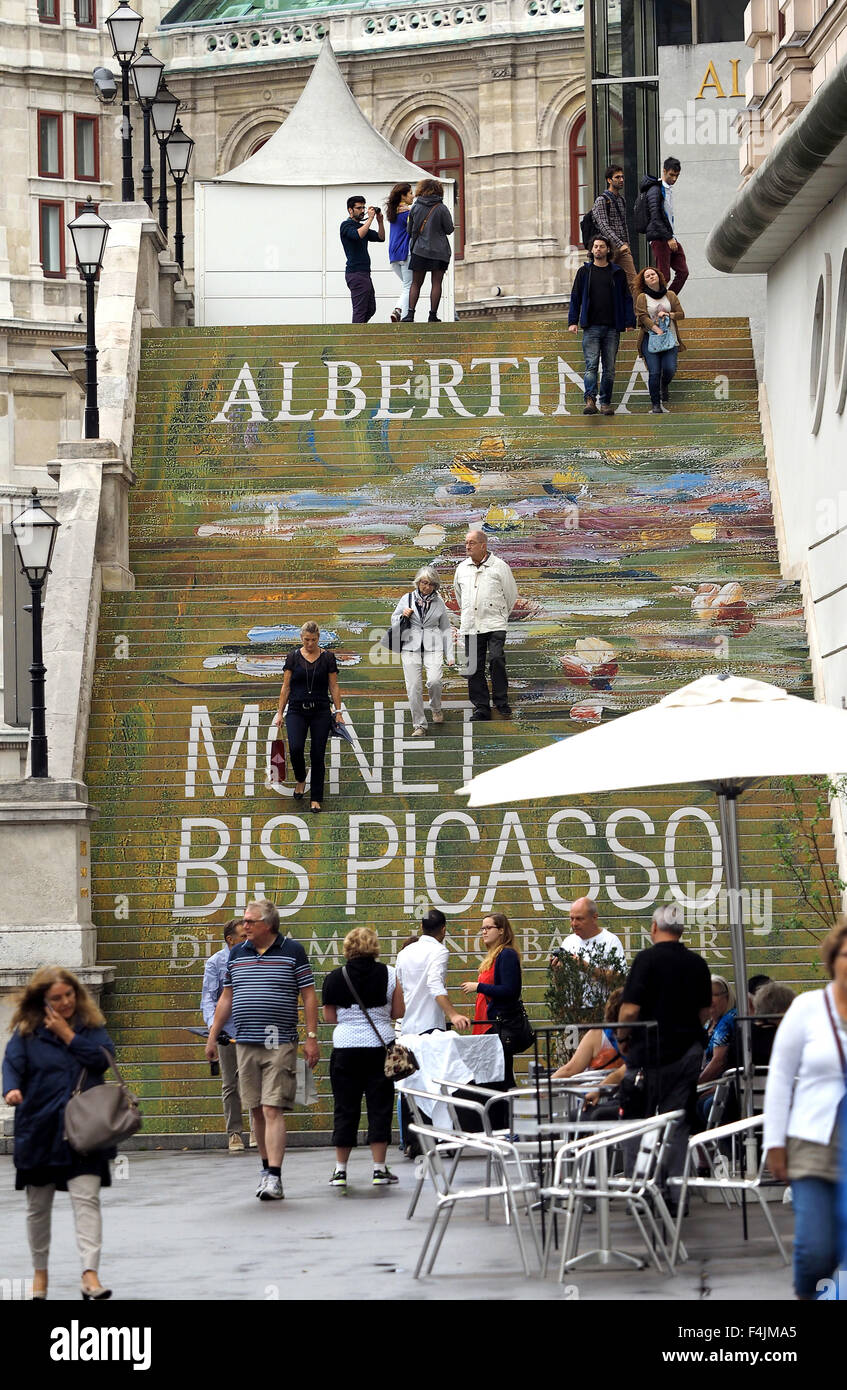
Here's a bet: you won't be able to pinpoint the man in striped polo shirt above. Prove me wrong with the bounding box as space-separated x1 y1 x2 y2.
206 899 319 1200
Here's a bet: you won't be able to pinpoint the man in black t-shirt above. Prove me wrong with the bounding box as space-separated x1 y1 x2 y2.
567 234 636 415
340 194 385 324
619 903 712 1183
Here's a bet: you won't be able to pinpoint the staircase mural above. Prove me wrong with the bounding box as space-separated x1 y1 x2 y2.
85 321 831 1138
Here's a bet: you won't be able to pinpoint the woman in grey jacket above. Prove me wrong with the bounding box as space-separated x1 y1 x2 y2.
404 179 454 323
391 566 455 735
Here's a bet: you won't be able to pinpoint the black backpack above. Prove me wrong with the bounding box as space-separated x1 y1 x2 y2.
632 187 651 235
580 190 613 250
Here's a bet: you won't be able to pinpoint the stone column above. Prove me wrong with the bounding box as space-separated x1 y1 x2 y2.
0 779 115 1138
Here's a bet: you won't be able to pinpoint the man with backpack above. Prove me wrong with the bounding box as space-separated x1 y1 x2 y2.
634 157 689 296
568 234 636 415
585 165 637 301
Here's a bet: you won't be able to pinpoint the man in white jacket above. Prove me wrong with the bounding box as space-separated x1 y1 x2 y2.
452 530 518 720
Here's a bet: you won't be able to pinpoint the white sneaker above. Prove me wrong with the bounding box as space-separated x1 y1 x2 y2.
260 1174 284 1201
410 726 427 737
432 712 444 724
256 1170 270 1198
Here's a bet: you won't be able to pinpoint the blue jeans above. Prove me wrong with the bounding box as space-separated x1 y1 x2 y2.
791 1177 840 1298
582 326 620 405
645 345 679 405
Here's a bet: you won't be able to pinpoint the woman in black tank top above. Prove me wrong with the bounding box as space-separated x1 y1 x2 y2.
274 622 344 813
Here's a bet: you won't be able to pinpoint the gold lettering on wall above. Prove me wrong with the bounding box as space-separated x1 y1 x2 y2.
729 58 742 98
695 61 726 99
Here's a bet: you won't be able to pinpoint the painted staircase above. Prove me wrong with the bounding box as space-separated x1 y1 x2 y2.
83 319 832 1142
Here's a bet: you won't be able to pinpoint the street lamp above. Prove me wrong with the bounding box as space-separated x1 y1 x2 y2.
150 81 179 236
68 198 110 440
10 491 60 779
130 43 164 213
106 2 143 203
166 119 194 272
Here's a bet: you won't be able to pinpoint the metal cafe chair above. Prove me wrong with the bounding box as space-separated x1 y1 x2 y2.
668 1114 789 1269
541 1110 685 1281
397 1081 461 1221
400 1103 541 1278
399 1080 541 1223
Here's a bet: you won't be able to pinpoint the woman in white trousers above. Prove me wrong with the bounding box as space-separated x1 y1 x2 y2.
391 567 455 735
2 966 116 1300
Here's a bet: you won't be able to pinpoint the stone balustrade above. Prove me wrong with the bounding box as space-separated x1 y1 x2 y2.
163 0 590 69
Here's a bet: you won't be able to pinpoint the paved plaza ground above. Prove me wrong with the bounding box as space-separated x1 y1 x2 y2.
0 1144 797 1303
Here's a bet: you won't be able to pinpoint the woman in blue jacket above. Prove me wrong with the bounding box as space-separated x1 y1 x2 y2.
385 182 413 323
461 913 524 1088
2 966 116 1300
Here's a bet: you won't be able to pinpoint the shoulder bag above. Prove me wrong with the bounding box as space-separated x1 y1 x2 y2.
646 312 677 353
382 593 414 653
493 1003 535 1055
64 1048 143 1154
341 966 419 1081
408 206 435 256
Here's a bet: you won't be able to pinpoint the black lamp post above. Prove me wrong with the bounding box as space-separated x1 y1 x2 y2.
10 491 60 779
130 44 164 213
106 2 143 203
166 120 194 272
68 198 110 440
151 81 179 236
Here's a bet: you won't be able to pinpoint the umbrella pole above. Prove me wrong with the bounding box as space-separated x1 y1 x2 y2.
716 788 757 1199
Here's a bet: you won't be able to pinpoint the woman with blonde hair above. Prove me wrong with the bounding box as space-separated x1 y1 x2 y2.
2 967 117 1300
461 913 524 1088
321 927 405 1188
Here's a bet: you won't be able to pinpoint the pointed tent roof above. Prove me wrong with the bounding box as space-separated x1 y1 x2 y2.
218 39 430 186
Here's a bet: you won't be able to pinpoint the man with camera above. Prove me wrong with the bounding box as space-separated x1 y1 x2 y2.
340 194 385 323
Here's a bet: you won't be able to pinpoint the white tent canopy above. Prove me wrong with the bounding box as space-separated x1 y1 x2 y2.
195 38 454 325
462 675 847 806
220 39 429 187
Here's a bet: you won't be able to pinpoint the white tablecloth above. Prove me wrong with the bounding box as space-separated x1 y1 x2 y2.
401 1031 505 1128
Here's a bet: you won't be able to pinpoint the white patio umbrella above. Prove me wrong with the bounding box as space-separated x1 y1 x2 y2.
461 673 847 1108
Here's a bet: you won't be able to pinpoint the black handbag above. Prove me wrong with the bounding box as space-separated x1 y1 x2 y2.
494 1003 534 1055
382 593 413 653
341 967 419 1081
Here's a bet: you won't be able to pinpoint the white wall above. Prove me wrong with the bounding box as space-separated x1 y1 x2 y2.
196 182 455 326
764 182 847 710
659 42 765 357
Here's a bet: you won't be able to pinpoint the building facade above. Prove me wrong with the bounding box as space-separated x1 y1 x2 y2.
707 6 847 719
157 0 590 313
741 0 847 173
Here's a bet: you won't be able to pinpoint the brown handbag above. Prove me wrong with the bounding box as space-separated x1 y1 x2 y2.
341 967 419 1081
63 1048 143 1154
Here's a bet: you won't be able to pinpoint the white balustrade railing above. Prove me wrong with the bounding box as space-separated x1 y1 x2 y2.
162 0 587 67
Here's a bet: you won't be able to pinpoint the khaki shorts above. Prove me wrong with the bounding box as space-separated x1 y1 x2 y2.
236 1042 298 1111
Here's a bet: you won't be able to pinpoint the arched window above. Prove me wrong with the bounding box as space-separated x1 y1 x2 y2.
405 120 465 259
248 135 270 156
569 114 588 248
